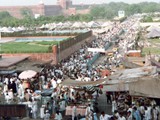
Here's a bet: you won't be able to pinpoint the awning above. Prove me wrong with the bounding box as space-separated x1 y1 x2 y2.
129 77 160 98
61 78 107 87
0 70 16 75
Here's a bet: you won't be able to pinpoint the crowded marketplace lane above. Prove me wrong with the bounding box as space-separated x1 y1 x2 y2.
0 15 160 120
0 16 138 119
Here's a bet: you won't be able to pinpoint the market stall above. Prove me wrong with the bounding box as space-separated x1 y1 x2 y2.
65 106 86 116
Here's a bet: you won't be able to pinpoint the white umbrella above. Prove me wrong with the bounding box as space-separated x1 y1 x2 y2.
72 22 81 28
19 70 37 79
88 21 101 28
57 79 62 84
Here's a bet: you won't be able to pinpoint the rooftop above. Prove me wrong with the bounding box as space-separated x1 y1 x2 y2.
0 56 29 68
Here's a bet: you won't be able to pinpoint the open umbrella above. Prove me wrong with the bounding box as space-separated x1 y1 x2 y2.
57 79 62 84
19 70 37 79
41 88 54 96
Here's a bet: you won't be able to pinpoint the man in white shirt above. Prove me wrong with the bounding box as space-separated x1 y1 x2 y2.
147 106 152 120
99 111 111 120
72 104 77 120
4 91 11 103
32 99 38 119
54 111 62 120
86 106 93 120
44 110 50 120
8 89 14 102
118 113 126 120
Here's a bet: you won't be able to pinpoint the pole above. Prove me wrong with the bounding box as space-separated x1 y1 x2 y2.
0 32 1 58
58 41 60 63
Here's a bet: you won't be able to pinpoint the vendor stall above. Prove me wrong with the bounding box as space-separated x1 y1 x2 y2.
65 106 86 116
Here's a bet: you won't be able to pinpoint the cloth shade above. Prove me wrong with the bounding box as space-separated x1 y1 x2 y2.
129 78 160 98
19 70 37 79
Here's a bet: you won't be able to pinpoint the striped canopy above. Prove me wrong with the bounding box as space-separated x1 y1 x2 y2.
74 85 102 94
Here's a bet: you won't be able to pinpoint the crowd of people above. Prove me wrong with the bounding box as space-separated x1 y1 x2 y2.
0 16 152 120
100 91 160 120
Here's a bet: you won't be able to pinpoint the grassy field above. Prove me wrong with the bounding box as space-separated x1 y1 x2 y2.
1 41 59 53
148 38 160 43
142 47 160 55
142 38 160 55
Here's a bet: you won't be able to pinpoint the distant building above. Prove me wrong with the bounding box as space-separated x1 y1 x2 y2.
34 14 41 19
118 10 125 18
0 0 91 18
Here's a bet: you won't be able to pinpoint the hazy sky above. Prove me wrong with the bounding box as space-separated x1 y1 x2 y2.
0 0 159 6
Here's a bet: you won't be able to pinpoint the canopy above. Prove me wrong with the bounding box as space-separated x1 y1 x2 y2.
88 21 101 28
41 88 54 96
147 28 160 38
129 77 160 98
61 78 107 87
103 84 129 92
74 85 103 94
0 70 16 75
110 66 157 80
146 25 160 32
150 58 160 68
19 70 37 79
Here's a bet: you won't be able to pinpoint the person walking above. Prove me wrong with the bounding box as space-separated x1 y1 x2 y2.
72 103 77 120
44 110 50 120
32 99 38 119
54 111 62 120
112 98 117 113
93 113 98 120
99 111 111 120
106 91 111 104
133 107 141 120
27 99 33 119
127 111 132 120
85 104 92 120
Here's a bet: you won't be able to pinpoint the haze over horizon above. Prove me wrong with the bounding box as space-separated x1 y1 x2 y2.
0 0 159 6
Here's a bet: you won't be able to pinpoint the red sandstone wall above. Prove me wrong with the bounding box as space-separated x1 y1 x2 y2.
0 5 45 18
2 36 95 64
44 5 62 16
59 0 67 9
76 9 90 14
2 53 56 63
52 45 58 64
0 3 90 18
57 36 95 62
65 8 76 15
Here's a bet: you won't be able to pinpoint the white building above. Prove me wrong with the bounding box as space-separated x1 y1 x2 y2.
118 10 125 18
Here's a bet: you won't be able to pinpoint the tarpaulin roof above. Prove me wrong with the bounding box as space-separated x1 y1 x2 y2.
103 84 129 92
147 28 160 38
146 25 160 32
129 77 160 98
110 66 157 80
150 59 160 68
61 78 107 87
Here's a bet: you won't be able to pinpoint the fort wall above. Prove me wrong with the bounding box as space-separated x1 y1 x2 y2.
0 5 46 18
0 0 90 18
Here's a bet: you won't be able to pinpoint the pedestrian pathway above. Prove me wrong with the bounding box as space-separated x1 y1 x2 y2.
97 92 112 115
93 54 107 66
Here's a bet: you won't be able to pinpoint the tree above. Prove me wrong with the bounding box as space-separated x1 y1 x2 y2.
90 5 106 19
79 14 93 22
0 11 12 20
1 2 160 27
141 16 153 22
20 8 33 18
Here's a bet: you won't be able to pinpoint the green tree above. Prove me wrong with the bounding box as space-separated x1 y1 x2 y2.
20 8 33 18
0 11 12 20
90 5 106 19
79 14 93 21
142 16 153 22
